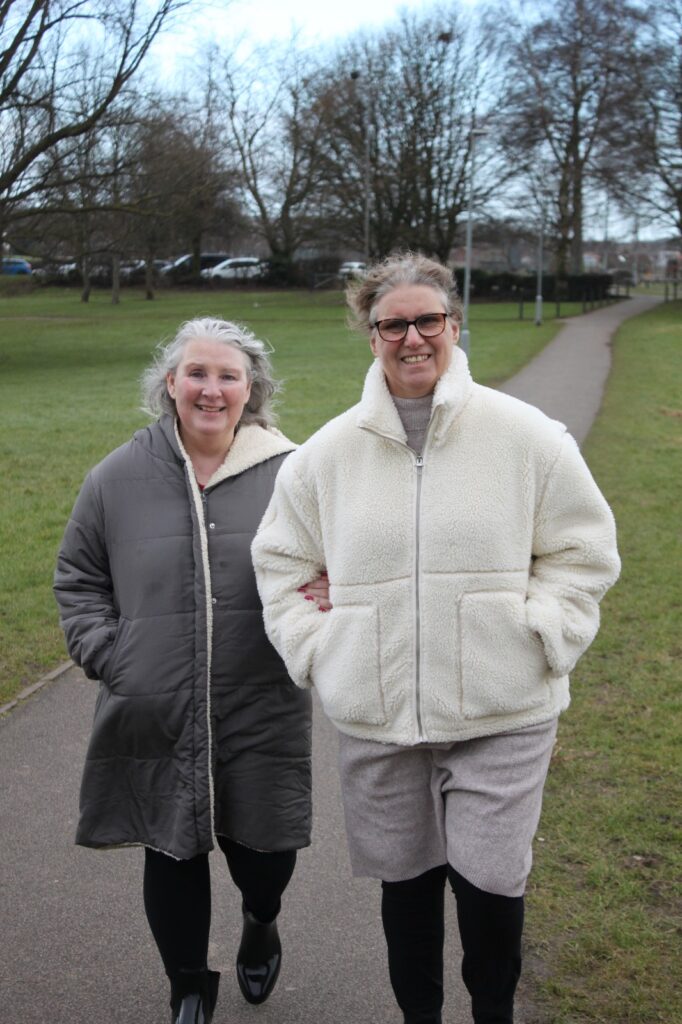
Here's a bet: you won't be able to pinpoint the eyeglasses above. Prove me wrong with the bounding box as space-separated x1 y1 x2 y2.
371 313 448 343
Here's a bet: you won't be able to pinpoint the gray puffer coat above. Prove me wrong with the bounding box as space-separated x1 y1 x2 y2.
54 415 312 860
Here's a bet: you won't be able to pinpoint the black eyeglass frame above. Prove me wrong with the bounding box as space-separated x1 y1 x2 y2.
371 313 449 343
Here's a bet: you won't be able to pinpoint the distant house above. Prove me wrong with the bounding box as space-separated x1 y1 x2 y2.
583 252 602 270
656 250 681 279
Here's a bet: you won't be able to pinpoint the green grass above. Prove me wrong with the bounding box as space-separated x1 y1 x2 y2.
0 285 571 705
633 281 679 297
523 300 682 1024
1 288 679 1018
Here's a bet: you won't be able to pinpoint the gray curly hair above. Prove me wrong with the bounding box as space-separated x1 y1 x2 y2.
141 317 280 428
346 251 463 332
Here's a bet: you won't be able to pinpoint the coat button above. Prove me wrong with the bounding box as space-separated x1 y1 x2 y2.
209 522 215 529
212 597 217 605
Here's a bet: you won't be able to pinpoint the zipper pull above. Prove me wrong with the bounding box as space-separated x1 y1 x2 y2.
415 455 424 469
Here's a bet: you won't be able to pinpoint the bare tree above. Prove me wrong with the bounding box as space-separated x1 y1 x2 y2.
314 5 500 262
216 42 330 280
125 101 244 293
15 87 242 299
309 4 499 260
27 92 148 301
602 0 682 238
495 0 647 275
0 0 188 236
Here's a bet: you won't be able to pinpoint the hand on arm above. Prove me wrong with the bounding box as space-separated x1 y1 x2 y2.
298 571 332 611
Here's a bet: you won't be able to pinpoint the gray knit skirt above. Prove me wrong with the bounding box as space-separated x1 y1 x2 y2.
337 717 558 897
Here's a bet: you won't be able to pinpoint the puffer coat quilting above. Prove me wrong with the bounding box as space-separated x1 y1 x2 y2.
54 415 312 860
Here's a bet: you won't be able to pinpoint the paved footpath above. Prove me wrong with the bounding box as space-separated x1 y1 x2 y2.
498 294 661 445
0 295 661 1024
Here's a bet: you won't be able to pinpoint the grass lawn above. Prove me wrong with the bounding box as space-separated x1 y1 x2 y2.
0 285 679 1020
523 300 682 1023
0 284 575 705
633 281 679 298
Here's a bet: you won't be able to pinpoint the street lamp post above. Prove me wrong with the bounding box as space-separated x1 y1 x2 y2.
362 116 370 262
350 70 371 263
461 128 487 356
535 219 544 326
602 194 610 272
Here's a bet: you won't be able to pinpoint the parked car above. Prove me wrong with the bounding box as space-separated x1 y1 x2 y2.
160 253 231 282
201 257 264 281
49 262 85 285
89 263 113 286
337 260 366 280
1 256 32 275
120 259 171 284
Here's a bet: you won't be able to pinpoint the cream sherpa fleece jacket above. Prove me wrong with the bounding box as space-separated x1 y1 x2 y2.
252 347 620 745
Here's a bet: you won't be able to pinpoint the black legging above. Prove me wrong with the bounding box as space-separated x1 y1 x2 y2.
381 865 524 1024
143 836 297 977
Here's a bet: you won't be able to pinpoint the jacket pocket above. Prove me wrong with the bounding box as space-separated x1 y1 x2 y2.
100 616 129 687
459 591 550 720
312 605 386 725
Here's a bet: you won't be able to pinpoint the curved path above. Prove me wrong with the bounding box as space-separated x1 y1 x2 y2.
499 294 662 446
0 295 661 1023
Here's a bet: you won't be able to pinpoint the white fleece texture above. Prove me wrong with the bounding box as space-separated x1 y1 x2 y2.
252 348 620 745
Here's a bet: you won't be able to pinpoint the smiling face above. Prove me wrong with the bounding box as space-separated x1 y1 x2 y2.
166 338 252 452
370 284 459 398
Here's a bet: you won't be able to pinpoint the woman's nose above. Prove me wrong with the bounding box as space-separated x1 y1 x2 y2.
404 323 422 346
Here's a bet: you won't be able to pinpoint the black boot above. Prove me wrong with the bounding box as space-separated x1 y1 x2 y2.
403 1016 442 1024
381 867 447 1024
169 968 220 1024
236 908 282 1004
448 866 523 1024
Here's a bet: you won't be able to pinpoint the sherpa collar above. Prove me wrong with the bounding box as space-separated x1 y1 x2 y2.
205 423 296 487
167 418 295 490
356 345 474 446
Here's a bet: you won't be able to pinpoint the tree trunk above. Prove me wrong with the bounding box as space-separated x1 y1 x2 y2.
0 204 6 263
554 159 572 278
80 255 91 303
145 255 155 300
266 244 297 285
570 165 584 274
192 235 202 278
111 253 121 304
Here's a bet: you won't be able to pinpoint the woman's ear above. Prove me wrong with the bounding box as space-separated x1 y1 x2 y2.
166 372 176 399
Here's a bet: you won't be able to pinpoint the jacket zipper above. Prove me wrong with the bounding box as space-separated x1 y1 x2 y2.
364 416 438 742
414 454 425 741
413 410 440 741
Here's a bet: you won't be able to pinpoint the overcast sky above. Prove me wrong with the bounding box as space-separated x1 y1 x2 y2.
227 0 439 41
148 0 660 241
153 0 481 76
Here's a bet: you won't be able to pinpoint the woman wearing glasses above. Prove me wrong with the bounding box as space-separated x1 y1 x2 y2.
252 253 619 1024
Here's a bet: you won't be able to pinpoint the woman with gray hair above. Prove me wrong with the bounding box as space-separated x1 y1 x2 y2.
253 254 620 1024
54 317 312 1024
